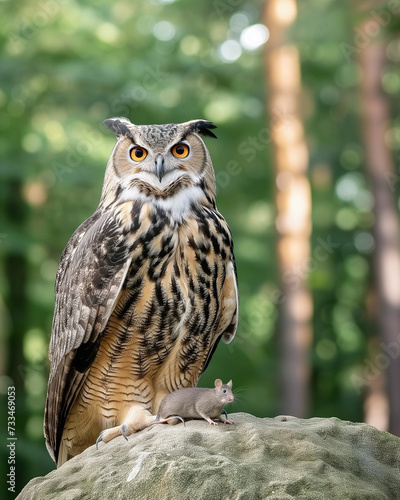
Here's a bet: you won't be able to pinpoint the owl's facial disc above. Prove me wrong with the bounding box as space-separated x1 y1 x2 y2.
126 139 193 187
101 118 217 210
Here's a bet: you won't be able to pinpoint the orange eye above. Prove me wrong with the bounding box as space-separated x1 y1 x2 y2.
130 146 147 161
172 143 189 159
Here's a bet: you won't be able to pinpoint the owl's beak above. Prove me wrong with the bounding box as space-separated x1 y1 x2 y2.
155 155 165 182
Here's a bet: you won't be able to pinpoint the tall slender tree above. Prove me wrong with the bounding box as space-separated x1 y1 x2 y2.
358 36 400 436
264 0 313 417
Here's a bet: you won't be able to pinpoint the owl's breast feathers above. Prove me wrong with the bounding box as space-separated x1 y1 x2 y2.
45 198 237 462
111 199 238 378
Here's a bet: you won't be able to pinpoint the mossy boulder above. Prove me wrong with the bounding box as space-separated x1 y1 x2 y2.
17 413 400 500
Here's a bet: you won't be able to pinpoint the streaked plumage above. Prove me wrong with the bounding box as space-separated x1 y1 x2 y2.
44 117 238 467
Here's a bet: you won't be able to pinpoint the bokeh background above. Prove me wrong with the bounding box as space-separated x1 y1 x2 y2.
1 0 400 496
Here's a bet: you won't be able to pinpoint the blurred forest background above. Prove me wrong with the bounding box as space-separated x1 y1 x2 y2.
1 0 400 495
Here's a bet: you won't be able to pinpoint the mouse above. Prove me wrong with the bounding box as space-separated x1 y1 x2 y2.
152 379 235 426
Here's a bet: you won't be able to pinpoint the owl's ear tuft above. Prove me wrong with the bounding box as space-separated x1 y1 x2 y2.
104 117 133 138
185 120 217 139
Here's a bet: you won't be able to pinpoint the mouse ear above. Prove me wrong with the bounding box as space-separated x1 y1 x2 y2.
214 379 222 388
227 380 232 388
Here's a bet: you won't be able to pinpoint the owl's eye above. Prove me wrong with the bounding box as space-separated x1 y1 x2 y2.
130 146 147 162
171 143 190 159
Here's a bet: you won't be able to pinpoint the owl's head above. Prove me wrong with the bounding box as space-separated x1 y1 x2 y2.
100 117 218 215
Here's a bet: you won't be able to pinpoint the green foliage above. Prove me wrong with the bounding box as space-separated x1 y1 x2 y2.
1 0 399 495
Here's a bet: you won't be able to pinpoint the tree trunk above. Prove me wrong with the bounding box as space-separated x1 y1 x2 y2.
263 0 313 417
358 39 400 436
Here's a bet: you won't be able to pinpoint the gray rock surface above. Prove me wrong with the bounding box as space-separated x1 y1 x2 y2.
17 413 400 500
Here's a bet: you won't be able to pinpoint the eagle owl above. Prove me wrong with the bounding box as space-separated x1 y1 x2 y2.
44 117 238 467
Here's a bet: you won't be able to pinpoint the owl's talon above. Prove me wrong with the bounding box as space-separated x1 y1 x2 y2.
121 424 128 441
221 410 235 424
96 432 104 450
96 410 156 451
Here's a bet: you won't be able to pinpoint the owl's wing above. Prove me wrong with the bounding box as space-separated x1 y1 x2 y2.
213 211 238 344
44 209 132 462
219 258 239 343
199 212 239 374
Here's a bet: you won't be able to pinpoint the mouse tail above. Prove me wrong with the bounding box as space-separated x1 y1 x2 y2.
151 416 186 426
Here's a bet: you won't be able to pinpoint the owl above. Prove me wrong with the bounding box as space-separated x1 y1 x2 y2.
44 117 238 467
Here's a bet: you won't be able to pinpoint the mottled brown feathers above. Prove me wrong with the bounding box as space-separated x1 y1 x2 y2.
44 117 238 466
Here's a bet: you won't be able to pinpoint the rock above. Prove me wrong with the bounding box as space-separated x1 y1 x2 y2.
17 413 400 500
